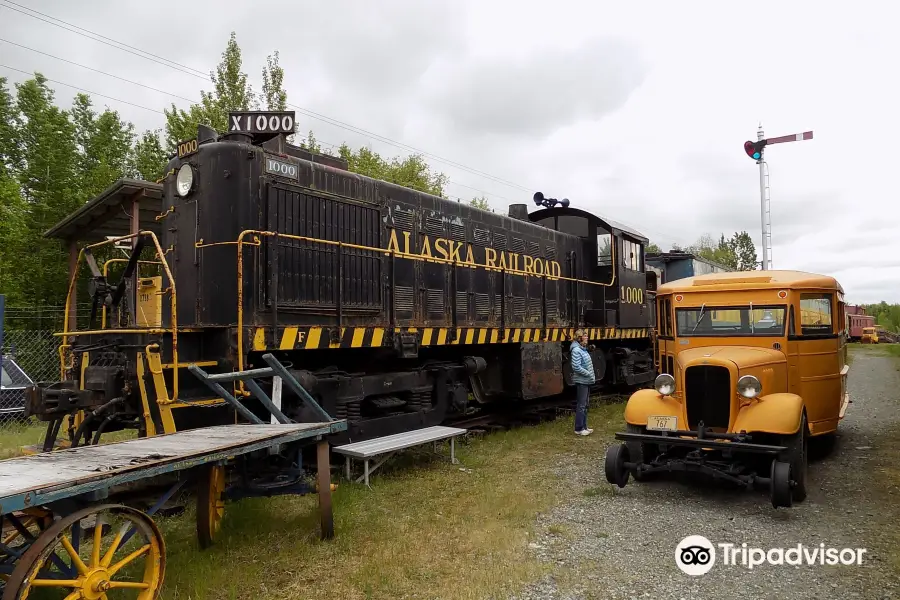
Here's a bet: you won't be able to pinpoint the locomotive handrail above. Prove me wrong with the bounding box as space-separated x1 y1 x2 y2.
60 230 181 401
231 228 619 383
101 257 164 329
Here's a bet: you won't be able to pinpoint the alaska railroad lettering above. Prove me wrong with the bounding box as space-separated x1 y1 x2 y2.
385 229 563 278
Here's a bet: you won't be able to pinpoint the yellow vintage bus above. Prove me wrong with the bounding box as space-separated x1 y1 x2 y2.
604 270 850 508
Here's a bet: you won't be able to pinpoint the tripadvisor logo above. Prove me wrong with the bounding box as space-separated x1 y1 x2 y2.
675 535 867 575
675 535 716 575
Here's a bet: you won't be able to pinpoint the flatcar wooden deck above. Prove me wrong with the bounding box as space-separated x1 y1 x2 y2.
0 423 340 513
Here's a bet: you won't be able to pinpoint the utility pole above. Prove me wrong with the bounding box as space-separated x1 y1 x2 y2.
743 127 814 270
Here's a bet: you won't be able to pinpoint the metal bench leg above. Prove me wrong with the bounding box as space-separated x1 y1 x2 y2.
354 452 396 487
345 456 351 481
317 440 334 540
451 437 457 465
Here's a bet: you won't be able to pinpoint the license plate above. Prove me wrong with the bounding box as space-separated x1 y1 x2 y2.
647 415 677 431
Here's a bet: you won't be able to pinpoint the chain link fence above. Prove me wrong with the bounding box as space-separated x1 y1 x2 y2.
1 304 66 433
1 329 61 431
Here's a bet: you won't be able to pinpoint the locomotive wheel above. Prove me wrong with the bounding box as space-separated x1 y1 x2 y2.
196 464 226 549
3 504 165 600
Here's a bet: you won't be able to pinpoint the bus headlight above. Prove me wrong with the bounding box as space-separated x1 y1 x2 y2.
737 375 762 399
654 373 675 396
176 164 194 197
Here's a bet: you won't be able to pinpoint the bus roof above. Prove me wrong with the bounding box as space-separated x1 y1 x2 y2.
657 270 844 295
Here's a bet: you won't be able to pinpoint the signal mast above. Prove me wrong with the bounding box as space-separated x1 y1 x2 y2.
743 126 813 270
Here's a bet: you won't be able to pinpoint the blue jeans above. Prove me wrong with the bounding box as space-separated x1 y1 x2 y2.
575 384 589 431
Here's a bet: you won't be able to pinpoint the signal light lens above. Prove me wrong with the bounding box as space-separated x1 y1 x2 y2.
744 140 763 160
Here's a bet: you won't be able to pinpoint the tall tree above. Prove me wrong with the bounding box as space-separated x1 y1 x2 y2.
688 234 737 269
131 130 168 182
164 32 255 149
0 173 27 304
70 94 134 198
646 242 662 254
298 130 325 154
728 231 758 271
338 144 448 196
12 74 79 306
0 78 16 177
687 231 758 271
261 51 287 111
470 196 490 211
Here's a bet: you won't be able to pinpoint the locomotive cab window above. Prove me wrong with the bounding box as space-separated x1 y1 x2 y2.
597 233 612 266
622 239 642 271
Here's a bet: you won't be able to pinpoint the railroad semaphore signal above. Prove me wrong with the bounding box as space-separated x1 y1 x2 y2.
743 125 813 270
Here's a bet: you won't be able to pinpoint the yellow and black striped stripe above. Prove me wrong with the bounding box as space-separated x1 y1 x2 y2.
251 326 651 351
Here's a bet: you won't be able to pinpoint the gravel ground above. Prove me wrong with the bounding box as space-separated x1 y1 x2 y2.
510 347 900 600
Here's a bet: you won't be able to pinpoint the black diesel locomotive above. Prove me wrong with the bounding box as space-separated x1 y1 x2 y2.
28 111 655 445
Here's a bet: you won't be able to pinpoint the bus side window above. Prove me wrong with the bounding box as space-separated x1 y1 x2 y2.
799 293 833 335
789 305 796 336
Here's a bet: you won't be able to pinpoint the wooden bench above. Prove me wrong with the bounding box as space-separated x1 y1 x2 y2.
333 426 466 486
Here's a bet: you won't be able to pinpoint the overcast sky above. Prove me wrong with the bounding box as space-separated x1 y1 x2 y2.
1 0 897 303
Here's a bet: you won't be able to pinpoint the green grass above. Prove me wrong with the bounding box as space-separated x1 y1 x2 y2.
151 401 624 600
0 400 625 600
0 421 135 459
0 422 46 459
881 344 900 358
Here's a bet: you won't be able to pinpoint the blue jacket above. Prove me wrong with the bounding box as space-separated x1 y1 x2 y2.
570 341 595 385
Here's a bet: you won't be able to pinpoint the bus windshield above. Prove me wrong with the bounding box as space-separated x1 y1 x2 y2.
676 305 786 337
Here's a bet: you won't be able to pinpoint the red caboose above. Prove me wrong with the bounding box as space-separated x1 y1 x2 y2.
846 305 875 341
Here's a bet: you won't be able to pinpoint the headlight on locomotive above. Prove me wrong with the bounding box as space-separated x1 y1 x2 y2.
176 164 194 197
737 375 762 399
654 373 675 396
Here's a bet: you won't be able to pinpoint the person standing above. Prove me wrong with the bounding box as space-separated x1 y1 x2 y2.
570 329 595 436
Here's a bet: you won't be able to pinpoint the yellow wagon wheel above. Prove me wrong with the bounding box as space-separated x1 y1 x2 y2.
3 503 164 600
196 464 226 549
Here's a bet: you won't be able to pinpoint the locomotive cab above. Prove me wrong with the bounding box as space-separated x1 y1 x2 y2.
529 205 655 387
